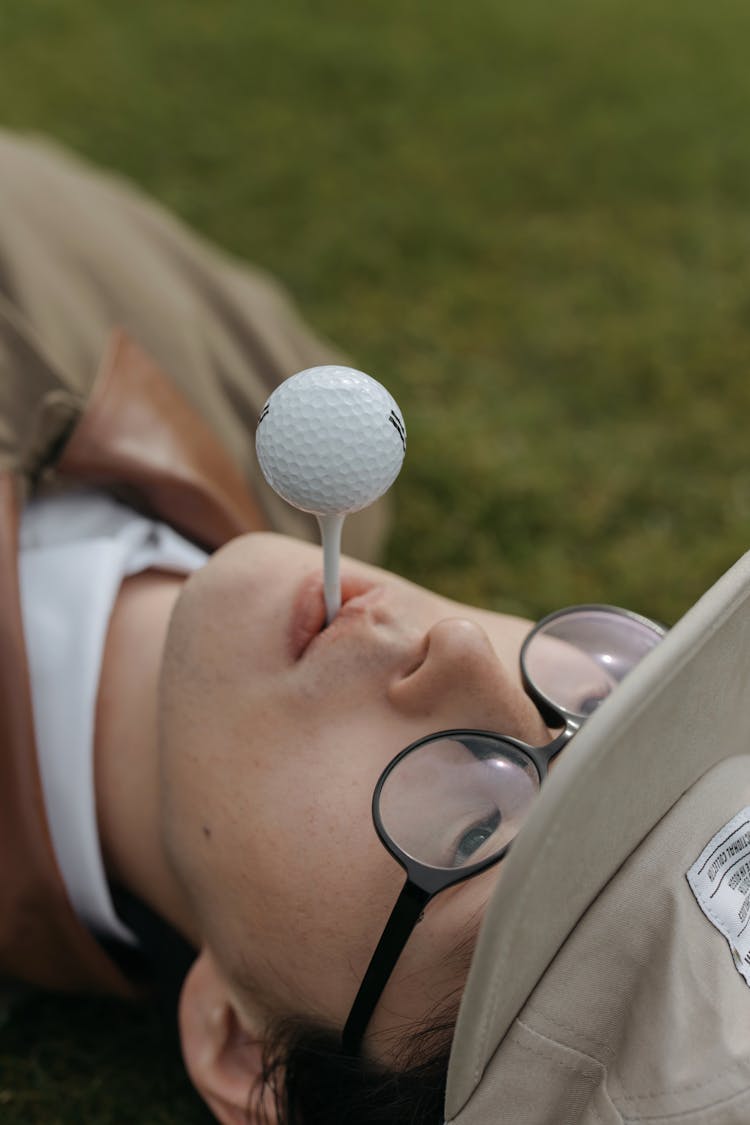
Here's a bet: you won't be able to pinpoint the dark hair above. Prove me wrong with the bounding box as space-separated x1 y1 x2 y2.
249 906 484 1123
252 1007 457 1125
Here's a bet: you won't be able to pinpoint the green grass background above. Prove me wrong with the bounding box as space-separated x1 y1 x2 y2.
2 0 750 1119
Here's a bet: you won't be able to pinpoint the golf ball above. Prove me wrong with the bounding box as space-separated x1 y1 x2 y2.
255 365 406 515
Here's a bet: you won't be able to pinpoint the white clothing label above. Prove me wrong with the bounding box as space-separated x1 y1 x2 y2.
687 806 750 986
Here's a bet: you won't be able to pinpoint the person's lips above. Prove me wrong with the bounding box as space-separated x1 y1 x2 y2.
288 571 382 660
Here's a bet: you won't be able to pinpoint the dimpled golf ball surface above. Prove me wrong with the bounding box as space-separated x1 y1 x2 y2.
255 365 406 516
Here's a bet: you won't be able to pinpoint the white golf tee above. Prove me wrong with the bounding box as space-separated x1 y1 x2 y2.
318 512 345 624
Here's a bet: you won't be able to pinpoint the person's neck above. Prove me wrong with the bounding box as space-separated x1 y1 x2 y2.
94 568 199 948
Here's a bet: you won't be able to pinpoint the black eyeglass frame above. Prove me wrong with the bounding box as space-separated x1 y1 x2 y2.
341 604 666 1054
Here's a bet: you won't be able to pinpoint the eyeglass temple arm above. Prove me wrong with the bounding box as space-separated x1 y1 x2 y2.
341 879 430 1054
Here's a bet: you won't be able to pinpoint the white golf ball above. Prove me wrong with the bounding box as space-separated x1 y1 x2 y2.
255 365 406 515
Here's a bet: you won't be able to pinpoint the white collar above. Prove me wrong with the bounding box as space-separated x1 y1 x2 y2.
19 490 207 945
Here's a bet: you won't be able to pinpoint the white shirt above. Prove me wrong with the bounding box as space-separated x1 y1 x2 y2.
18 490 208 945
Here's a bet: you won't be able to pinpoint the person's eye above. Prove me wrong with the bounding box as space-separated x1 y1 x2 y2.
577 690 609 716
452 808 502 867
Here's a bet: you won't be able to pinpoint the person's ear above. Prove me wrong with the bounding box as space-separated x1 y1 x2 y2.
178 948 277 1125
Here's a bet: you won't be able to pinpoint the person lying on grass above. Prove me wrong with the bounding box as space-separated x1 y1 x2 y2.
3 128 652 1125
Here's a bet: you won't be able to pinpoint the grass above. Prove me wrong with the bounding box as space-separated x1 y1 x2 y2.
0 994 209 1124
2 0 750 1117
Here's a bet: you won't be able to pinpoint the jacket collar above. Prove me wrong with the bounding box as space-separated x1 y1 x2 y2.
56 328 269 548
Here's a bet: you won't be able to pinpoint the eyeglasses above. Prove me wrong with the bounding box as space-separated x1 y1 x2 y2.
341 604 666 1053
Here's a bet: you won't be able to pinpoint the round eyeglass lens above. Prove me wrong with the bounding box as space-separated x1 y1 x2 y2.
522 607 665 721
377 735 540 872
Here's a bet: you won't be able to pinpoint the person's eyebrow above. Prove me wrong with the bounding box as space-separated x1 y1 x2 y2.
463 736 504 760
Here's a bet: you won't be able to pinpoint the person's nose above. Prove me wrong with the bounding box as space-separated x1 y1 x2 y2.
387 617 547 742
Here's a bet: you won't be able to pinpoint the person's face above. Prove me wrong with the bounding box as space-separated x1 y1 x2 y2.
159 532 550 1057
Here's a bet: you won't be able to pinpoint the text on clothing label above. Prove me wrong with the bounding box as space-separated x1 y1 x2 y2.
687 806 750 986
